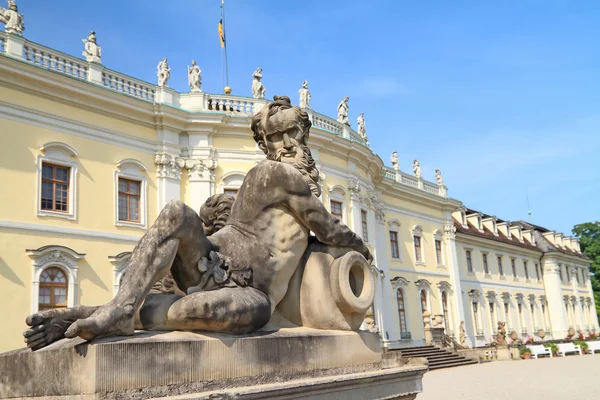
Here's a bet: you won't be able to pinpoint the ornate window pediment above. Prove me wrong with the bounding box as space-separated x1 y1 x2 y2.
486 291 497 301
109 252 132 296
468 289 481 300
26 245 85 313
391 276 410 289
437 281 451 292
501 291 511 301
414 279 432 291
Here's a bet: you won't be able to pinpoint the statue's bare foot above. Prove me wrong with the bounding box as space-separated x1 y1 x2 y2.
64 301 135 341
24 306 98 351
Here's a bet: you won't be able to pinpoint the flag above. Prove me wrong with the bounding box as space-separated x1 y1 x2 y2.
218 19 226 48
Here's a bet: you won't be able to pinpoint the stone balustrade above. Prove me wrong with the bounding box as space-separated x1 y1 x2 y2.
101 68 156 102
0 32 6 53
22 41 88 81
382 166 448 198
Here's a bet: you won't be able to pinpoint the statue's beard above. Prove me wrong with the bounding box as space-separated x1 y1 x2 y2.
268 145 321 197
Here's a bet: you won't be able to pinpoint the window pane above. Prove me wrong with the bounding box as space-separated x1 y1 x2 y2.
54 287 67 304
39 287 51 304
129 181 140 195
129 196 140 221
41 181 54 210
118 195 128 220
42 164 53 179
118 179 127 193
56 167 69 182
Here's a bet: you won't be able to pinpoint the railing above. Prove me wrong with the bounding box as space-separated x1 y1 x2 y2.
101 70 155 102
207 94 255 115
400 332 412 340
0 32 6 54
443 334 467 350
423 181 439 195
400 172 419 188
22 42 88 80
383 166 396 180
348 129 364 143
310 110 343 136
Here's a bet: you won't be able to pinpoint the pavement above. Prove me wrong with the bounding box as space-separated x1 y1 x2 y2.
418 354 600 400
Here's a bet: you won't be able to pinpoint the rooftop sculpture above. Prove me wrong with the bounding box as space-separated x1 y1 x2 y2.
157 58 170 87
337 96 350 125
23 96 374 350
298 80 311 109
0 0 24 35
251 67 266 99
187 60 202 92
81 30 101 63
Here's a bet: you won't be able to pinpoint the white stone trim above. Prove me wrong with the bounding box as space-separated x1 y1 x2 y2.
36 143 79 220
389 267 451 278
0 220 141 242
114 160 148 229
218 171 247 194
327 185 348 225
27 245 85 313
387 219 402 261
433 229 445 267
109 252 131 296
412 224 425 265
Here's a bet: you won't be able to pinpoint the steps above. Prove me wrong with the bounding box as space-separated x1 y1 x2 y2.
397 345 478 371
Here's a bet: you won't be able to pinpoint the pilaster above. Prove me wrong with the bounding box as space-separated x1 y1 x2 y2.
181 157 218 213
542 257 569 338
154 152 182 213
348 179 363 237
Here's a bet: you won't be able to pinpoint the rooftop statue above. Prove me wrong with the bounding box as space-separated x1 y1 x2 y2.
251 67 266 99
357 112 366 138
435 169 444 186
390 151 399 169
23 96 373 350
0 0 24 35
337 96 349 125
82 30 101 63
412 159 422 179
157 58 170 87
188 60 202 92
298 80 311 109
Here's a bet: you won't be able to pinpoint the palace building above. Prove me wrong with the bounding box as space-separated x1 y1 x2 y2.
0 19 597 353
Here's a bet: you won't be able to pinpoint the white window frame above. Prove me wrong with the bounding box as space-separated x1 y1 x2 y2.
465 248 474 275
482 251 491 277
327 185 348 224
115 159 148 229
392 276 411 339
388 219 402 261
412 224 425 265
36 142 78 220
109 251 132 296
433 229 444 268
219 171 246 196
26 245 84 313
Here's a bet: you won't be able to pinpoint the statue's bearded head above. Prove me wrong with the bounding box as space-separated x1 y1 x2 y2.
251 96 321 197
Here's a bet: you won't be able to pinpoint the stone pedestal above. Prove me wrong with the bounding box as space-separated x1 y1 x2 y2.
0 328 427 400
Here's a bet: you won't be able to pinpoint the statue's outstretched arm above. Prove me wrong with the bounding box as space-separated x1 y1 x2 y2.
286 187 371 262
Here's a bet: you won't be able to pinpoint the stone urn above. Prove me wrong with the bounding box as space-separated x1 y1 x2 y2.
434 314 444 328
567 328 575 338
510 331 518 341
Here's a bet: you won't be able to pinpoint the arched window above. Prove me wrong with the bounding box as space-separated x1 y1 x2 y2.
396 288 408 334
420 289 428 313
442 291 449 332
39 267 68 310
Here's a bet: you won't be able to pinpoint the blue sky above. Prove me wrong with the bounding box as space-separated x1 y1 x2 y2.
18 0 600 235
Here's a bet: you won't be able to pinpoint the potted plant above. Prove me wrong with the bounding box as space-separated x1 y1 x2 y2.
520 347 532 359
574 340 589 354
547 342 559 357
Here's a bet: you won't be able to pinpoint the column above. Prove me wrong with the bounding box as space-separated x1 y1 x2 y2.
154 152 182 213
585 270 600 330
569 266 583 330
542 257 569 338
347 179 363 236
372 210 398 346
182 158 218 213
442 215 469 346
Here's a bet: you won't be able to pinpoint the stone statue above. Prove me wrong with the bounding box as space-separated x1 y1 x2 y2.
187 60 202 92
157 58 170 87
390 151 399 169
357 113 366 138
82 30 102 63
0 0 24 35
412 159 422 179
298 80 311 109
23 96 373 351
251 67 266 99
435 169 444 186
496 321 507 346
459 321 466 345
337 96 349 125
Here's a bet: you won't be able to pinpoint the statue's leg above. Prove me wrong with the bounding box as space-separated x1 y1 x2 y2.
24 201 213 347
137 287 271 334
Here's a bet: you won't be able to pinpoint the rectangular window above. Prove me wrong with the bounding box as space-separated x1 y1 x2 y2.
504 302 510 326
511 259 517 278
41 163 70 212
559 265 564 282
565 266 570 283
472 302 480 333
482 254 489 274
414 236 422 262
466 250 473 273
118 178 141 222
489 302 495 328
361 210 369 242
330 200 343 220
524 261 529 280
576 268 580 284
535 264 540 281
389 231 400 259
497 256 504 276
435 240 443 265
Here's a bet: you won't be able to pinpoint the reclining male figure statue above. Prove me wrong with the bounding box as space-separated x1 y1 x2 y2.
23 96 372 350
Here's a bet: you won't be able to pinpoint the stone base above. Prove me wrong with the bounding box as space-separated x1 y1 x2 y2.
0 328 426 399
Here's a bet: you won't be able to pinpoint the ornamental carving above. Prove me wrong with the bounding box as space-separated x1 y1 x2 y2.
347 179 361 199
443 221 456 240
154 152 181 179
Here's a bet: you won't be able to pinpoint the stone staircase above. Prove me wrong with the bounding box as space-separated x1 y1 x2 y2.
398 345 478 371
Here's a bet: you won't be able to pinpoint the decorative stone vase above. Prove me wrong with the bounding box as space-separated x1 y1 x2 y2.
510 331 518 341
434 314 444 327
523 352 531 360
568 328 575 338
538 329 546 340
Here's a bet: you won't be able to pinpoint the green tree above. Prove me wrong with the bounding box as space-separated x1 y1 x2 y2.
572 221 600 323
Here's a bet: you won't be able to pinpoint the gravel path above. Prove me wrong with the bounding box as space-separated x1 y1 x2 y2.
418 355 600 400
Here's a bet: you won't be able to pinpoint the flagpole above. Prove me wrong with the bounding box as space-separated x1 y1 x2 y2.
221 0 231 94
